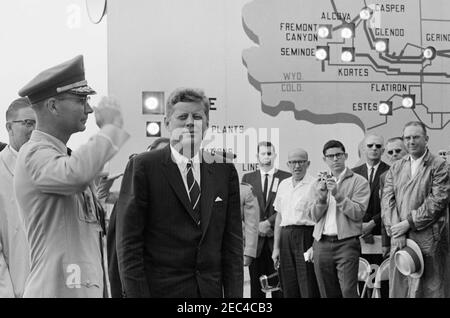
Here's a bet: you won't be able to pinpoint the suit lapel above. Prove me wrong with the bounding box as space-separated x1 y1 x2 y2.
200 160 214 238
162 147 195 220
252 170 264 215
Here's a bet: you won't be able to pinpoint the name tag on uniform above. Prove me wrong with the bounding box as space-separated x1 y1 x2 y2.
272 178 279 193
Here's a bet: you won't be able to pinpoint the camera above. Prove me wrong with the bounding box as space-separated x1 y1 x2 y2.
318 171 332 182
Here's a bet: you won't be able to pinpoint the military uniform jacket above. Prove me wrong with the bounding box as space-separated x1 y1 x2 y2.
14 126 129 298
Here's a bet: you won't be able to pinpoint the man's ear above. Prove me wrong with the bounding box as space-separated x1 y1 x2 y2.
46 98 59 115
344 153 349 160
5 122 12 133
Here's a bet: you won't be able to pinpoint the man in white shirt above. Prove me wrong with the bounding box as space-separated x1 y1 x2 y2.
0 97 35 297
272 148 319 298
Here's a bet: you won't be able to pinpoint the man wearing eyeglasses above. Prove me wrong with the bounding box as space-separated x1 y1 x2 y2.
242 141 290 298
352 134 390 267
271 148 320 298
13 55 129 298
382 121 450 298
309 140 370 298
0 97 35 297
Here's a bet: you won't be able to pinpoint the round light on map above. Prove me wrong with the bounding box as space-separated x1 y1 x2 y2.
402 96 415 108
341 50 354 62
315 48 328 60
375 40 387 52
379 103 391 115
146 122 161 136
423 47 436 59
144 97 159 110
359 8 371 20
318 26 330 38
341 27 353 39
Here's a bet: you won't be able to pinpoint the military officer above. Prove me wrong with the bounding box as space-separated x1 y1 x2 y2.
14 55 129 298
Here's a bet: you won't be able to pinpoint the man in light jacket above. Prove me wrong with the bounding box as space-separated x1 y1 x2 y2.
382 121 450 298
309 140 370 298
0 97 35 297
14 55 129 298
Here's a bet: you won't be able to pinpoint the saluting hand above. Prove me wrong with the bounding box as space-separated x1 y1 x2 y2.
94 96 124 129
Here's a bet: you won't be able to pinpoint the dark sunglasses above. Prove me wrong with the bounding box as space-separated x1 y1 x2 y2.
438 151 448 156
387 149 402 155
367 144 382 149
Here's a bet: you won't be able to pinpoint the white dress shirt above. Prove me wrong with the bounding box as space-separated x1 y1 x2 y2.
260 167 276 201
170 145 201 198
322 168 347 236
273 175 315 226
410 150 427 178
366 161 380 184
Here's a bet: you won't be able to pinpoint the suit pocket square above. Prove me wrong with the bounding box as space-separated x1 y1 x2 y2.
215 197 223 202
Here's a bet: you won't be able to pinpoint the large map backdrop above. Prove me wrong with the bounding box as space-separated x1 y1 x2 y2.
108 0 449 177
242 0 450 157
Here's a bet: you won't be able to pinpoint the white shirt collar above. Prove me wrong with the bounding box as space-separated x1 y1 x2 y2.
261 167 276 176
8 145 18 157
291 174 314 187
409 149 427 163
170 145 200 169
366 161 380 171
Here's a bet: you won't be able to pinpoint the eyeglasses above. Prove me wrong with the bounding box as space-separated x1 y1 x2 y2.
387 149 403 155
367 144 382 149
10 119 36 128
288 160 308 166
324 153 345 160
438 151 448 156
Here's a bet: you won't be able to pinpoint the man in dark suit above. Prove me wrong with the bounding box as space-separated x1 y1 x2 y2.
115 88 243 298
352 134 390 266
242 141 290 298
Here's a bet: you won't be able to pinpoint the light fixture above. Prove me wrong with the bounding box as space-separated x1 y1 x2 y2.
318 25 332 39
402 95 415 109
341 47 355 62
375 39 388 53
379 101 392 115
359 8 372 20
315 46 329 61
146 121 162 137
142 91 164 114
423 47 436 60
340 23 355 39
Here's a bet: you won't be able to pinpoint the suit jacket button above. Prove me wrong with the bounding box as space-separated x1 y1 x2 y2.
197 220 201 226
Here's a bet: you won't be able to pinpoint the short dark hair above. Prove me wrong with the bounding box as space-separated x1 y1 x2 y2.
6 97 32 121
386 136 403 144
323 140 346 155
165 88 210 119
403 121 427 136
147 137 170 151
257 141 274 154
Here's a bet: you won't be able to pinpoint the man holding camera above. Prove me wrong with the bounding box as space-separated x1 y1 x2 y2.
309 140 370 298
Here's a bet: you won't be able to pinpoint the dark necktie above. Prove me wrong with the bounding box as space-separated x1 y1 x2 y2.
263 173 269 206
369 167 374 188
187 161 201 223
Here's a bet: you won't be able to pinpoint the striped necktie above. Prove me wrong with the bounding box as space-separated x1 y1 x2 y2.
187 161 201 223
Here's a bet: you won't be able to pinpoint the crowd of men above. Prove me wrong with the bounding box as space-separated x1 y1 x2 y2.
0 55 449 298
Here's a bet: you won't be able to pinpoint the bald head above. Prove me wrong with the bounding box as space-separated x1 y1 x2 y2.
287 148 310 181
363 134 384 165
